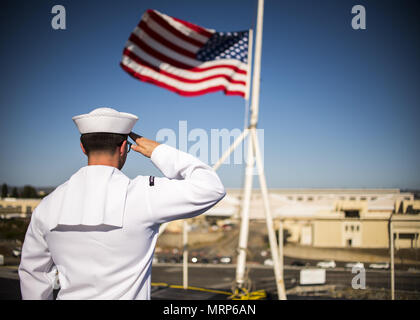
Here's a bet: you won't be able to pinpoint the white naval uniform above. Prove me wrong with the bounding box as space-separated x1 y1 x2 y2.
18 144 225 300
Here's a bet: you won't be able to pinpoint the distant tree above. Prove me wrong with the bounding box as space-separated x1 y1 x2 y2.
21 185 38 198
1 183 8 198
11 187 19 198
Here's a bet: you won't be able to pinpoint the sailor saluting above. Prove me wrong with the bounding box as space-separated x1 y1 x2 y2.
18 107 226 300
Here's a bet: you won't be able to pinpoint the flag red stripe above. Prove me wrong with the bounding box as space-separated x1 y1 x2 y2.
146 10 207 48
122 9 247 98
225 90 247 97
138 20 196 59
128 34 247 75
129 33 194 69
171 16 214 38
120 63 245 97
123 48 246 85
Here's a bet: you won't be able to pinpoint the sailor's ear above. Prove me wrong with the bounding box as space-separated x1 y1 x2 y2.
120 140 127 156
80 142 87 155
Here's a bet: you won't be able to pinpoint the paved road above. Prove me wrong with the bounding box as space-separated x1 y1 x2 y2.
150 264 420 294
1 264 419 299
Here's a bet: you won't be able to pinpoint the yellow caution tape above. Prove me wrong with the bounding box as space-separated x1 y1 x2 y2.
151 282 267 300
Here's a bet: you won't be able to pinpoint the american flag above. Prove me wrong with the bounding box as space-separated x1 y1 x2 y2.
120 9 250 98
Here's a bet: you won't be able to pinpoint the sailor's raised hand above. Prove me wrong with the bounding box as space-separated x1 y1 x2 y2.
129 132 160 158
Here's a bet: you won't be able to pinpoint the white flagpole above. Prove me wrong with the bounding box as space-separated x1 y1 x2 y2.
249 0 264 128
210 0 286 300
235 127 255 289
234 19 257 297
234 0 287 300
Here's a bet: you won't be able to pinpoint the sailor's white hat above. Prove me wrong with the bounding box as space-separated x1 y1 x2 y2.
72 107 138 134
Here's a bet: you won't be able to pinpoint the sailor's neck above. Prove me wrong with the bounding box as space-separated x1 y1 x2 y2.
87 155 120 169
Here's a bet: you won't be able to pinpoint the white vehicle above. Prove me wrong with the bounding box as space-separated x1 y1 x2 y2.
369 262 389 270
191 257 199 263
220 256 231 264
264 259 274 266
345 262 364 269
316 260 336 269
12 247 21 257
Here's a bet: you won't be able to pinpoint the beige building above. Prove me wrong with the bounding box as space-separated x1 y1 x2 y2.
2 189 420 249
0 198 41 219
206 189 420 249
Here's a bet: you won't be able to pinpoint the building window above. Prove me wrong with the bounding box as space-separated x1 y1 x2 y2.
344 210 360 218
356 225 360 232
398 233 418 248
399 233 415 240
406 205 420 214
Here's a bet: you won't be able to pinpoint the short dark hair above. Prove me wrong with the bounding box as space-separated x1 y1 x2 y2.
80 132 128 155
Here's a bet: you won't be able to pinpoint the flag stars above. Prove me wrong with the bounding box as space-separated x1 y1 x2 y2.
196 31 249 64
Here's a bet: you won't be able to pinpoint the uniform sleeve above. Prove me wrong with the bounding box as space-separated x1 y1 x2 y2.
146 144 226 224
18 210 55 300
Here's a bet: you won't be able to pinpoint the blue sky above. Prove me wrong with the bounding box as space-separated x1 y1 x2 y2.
0 0 419 189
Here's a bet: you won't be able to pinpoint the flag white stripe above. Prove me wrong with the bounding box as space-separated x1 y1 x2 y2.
122 9 249 97
154 11 214 44
132 27 203 67
122 55 247 93
142 12 201 53
125 43 247 82
126 40 247 71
